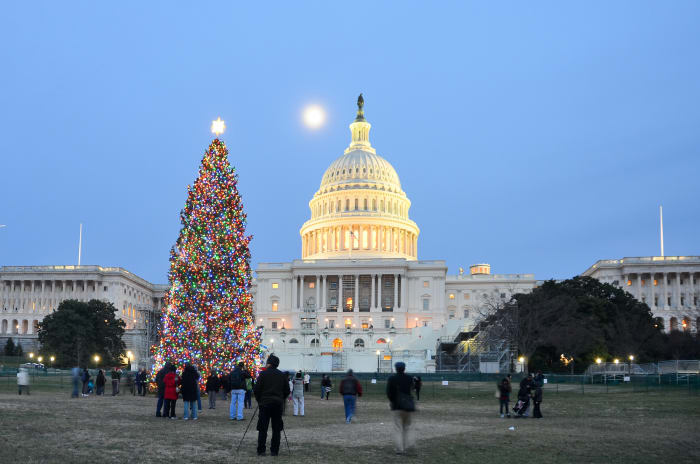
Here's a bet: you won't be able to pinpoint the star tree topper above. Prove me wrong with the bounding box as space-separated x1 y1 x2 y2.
211 117 226 136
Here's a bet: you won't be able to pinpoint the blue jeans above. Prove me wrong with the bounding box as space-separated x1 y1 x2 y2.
156 393 165 416
343 394 357 422
183 400 198 419
230 389 245 419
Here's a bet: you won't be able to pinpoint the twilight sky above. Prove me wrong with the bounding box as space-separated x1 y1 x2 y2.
1 1 699 284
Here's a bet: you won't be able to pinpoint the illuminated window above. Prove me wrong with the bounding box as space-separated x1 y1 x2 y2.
272 283 279 289
464 293 470 300
361 321 368 329
309 282 315 289
329 319 335 328
345 319 352 329
332 338 343 351
272 301 278 312
423 281 429 288
653 279 658 286
376 338 387 344
626 280 631 286
449 293 455 300
346 297 353 309
641 280 645 287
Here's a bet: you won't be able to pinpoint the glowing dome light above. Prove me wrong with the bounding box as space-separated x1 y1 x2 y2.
211 117 226 136
302 104 326 129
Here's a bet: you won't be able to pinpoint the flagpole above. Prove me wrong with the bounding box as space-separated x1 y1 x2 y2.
659 206 664 257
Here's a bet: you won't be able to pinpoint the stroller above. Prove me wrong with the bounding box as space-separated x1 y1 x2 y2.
513 392 530 417
87 380 95 395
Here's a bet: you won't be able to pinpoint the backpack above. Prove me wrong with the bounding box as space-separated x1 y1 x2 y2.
245 377 253 391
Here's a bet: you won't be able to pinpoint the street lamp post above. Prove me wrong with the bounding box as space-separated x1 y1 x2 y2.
628 355 634 376
50 356 55 369
376 350 381 373
518 356 526 373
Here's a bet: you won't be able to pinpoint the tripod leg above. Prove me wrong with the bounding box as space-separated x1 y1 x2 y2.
236 406 258 454
282 427 291 455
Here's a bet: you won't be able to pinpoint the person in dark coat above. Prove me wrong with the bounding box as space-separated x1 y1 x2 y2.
254 355 290 457
412 376 422 401
95 370 106 396
222 371 232 401
206 371 220 409
81 368 91 397
339 369 363 423
155 362 170 417
387 362 416 454
181 363 200 420
163 365 180 419
514 373 533 417
532 383 543 418
498 375 512 418
110 367 121 396
321 375 332 400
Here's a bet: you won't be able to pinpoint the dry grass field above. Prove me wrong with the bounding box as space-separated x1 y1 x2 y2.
0 382 698 464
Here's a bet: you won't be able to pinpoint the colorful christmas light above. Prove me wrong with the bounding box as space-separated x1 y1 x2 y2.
152 137 262 388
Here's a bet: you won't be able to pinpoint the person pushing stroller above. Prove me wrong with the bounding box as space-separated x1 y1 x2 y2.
513 373 533 418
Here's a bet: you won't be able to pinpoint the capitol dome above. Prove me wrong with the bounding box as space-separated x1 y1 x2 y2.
300 95 419 260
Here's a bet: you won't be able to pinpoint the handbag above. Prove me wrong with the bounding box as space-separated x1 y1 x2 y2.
494 389 501 399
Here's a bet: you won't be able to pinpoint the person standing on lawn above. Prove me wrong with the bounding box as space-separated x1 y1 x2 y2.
387 362 416 455
339 369 363 423
163 364 180 419
110 367 121 396
206 370 220 409
321 375 332 400
71 366 81 398
17 367 30 395
155 362 170 417
181 363 200 421
81 368 91 397
292 371 305 416
229 361 250 421
498 375 512 418
95 369 106 396
254 354 290 457
244 375 254 409
413 376 422 401
303 372 310 392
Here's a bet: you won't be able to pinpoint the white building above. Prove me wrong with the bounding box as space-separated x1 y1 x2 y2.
582 256 700 332
252 97 538 372
0 265 167 367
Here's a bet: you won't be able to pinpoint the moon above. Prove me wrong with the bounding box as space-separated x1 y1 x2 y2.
302 104 326 129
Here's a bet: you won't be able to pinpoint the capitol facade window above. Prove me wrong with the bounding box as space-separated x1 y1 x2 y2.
422 298 429 311
271 301 278 312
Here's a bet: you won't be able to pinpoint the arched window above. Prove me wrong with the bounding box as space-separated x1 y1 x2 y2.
388 202 392 214
1 319 7 334
354 338 365 349
289 338 299 344
310 338 319 347
332 338 343 351
669 317 678 331
323 203 327 215
376 338 387 344
354 199 359 210
345 199 350 211
337 200 341 212
681 317 690 331
363 199 368 210
372 199 377 211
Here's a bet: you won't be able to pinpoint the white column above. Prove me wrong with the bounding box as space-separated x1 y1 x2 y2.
378 274 383 310
393 274 398 311
354 275 359 311
636 274 642 301
690 272 696 307
370 274 376 310
401 274 407 310
315 275 320 309
649 273 655 308
292 275 297 311
663 273 668 308
675 272 681 308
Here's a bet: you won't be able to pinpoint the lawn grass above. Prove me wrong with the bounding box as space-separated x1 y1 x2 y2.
0 383 698 463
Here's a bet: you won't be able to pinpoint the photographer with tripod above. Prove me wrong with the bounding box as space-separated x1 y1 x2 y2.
253 354 290 456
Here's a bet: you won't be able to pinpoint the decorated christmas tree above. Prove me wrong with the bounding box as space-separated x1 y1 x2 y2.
152 118 262 385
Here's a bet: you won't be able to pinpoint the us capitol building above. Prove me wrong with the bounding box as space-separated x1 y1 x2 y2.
1 97 698 372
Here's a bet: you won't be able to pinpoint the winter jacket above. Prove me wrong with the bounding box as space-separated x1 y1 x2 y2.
339 375 362 397
17 369 29 386
498 379 512 400
155 366 168 395
229 366 250 390
164 371 180 401
180 366 200 402
205 375 220 392
254 367 290 406
96 372 106 387
386 372 413 411
533 386 543 403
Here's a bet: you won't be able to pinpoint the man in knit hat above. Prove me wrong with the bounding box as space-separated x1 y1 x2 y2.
254 354 289 456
